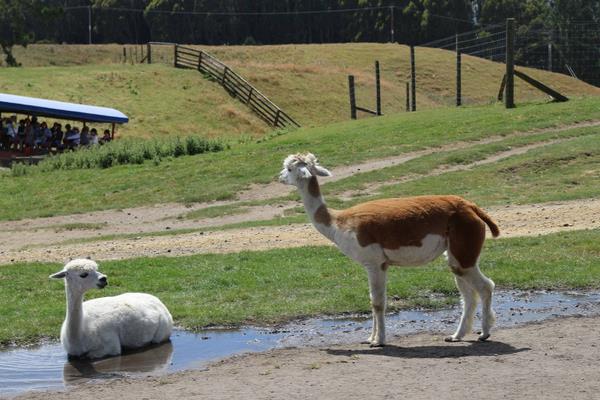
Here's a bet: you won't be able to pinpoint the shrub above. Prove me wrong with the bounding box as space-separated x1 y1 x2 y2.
28 135 225 173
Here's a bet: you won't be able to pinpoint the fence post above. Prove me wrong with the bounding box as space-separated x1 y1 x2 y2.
505 18 515 109
246 87 253 104
406 82 410 112
147 43 152 64
222 67 229 85
274 110 281 127
410 45 416 112
375 61 382 116
348 75 357 120
197 51 203 71
390 6 395 43
456 51 462 107
122 47 126 63
174 44 178 68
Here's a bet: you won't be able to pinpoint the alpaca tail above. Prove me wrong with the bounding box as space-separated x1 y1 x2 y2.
470 204 500 237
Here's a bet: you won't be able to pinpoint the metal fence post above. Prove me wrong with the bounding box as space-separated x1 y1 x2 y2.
456 51 462 106
406 82 410 112
410 46 416 112
348 75 357 120
375 61 382 116
505 18 515 108
174 44 178 68
146 43 152 64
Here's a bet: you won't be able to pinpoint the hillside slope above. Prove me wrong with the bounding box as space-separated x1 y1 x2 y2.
4 43 600 136
0 64 268 139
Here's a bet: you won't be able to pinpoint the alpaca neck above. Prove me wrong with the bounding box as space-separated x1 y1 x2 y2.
298 177 336 242
64 284 85 344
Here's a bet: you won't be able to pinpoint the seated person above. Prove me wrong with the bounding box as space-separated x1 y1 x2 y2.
80 126 90 146
38 121 52 149
100 129 112 144
50 122 64 150
64 126 81 149
89 128 99 145
6 115 17 149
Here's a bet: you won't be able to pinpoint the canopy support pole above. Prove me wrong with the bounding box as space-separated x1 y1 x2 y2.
111 123 115 140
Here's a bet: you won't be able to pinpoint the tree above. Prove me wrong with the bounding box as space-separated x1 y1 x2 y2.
0 0 37 66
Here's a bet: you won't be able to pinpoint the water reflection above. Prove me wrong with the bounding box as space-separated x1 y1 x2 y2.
63 341 173 385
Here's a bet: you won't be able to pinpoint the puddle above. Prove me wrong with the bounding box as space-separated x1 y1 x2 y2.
1 290 599 397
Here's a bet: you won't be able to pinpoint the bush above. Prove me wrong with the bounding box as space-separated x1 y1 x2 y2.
31 135 225 173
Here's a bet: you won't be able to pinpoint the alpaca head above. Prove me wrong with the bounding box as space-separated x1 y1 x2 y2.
279 153 332 187
50 259 108 293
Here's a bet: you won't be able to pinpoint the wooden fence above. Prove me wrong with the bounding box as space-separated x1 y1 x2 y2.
173 44 300 129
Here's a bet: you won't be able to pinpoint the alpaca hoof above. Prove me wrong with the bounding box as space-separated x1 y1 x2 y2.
369 342 386 348
444 335 461 342
478 333 490 342
360 340 372 345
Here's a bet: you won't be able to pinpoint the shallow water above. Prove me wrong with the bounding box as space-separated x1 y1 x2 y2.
1 290 599 397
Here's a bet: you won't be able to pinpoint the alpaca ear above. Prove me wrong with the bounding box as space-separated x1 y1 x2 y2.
49 270 67 279
298 166 312 179
314 165 332 177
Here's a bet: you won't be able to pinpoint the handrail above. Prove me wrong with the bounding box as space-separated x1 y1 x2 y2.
172 44 300 129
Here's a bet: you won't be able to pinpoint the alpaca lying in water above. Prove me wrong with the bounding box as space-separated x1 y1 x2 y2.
50 259 173 359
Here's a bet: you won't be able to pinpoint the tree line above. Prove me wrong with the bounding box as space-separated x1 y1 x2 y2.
1 1 599 84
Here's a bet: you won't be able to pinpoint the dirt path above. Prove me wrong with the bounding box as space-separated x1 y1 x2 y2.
1 120 597 255
1 198 599 264
14 315 600 400
1 120 599 264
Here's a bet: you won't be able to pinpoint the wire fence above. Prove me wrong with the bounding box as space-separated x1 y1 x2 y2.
421 23 507 63
516 22 600 86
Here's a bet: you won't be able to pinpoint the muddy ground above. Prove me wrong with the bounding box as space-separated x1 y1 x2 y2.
14 316 600 400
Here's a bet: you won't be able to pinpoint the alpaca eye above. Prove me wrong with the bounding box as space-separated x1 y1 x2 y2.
287 168 291 172
80 272 89 278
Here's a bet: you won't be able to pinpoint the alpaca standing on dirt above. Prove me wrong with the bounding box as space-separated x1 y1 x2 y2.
50 259 173 359
279 153 500 346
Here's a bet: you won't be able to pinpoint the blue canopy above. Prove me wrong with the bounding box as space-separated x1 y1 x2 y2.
0 93 128 124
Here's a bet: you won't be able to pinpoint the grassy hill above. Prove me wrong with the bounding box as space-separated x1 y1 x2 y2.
0 63 268 140
1 96 600 221
4 43 599 138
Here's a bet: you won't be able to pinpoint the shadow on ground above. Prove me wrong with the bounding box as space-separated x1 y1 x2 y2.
325 340 530 359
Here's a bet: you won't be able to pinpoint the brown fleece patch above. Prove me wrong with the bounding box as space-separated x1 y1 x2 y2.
308 176 321 198
314 205 332 226
334 195 494 270
447 207 486 269
336 195 460 249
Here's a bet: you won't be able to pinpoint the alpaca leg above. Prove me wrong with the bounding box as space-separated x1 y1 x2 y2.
445 275 478 342
462 265 495 341
366 265 387 347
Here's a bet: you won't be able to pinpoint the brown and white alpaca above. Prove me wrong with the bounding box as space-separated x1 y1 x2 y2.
279 153 500 346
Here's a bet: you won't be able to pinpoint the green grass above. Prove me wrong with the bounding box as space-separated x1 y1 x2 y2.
0 64 269 140
1 229 599 346
2 97 600 221
9 43 600 131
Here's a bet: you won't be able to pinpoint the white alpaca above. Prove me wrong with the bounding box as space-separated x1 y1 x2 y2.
279 153 500 346
50 259 173 359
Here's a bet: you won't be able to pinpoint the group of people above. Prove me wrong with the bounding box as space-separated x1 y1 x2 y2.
0 115 113 153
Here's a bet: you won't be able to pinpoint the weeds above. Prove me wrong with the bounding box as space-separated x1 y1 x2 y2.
12 136 225 174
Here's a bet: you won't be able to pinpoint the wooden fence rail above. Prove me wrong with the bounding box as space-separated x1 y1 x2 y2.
173 44 300 129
